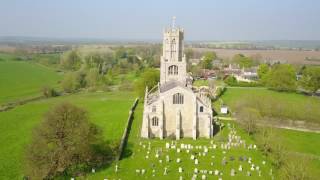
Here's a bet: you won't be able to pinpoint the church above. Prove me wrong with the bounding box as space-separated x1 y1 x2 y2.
141 19 214 140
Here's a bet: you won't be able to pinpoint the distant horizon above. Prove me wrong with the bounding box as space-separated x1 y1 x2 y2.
1 35 320 43
1 0 320 41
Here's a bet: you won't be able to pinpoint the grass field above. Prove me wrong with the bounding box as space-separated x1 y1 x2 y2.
218 88 320 123
0 53 62 104
271 128 320 179
0 91 136 179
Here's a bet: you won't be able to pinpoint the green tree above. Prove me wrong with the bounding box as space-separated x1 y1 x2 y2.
60 50 81 70
134 68 160 98
257 63 270 84
24 103 110 179
86 68 100 87
61 71 86 93
266 64 297 91
224 76 237 86
299 66 320 94
201 52 216 69
233 54 254 68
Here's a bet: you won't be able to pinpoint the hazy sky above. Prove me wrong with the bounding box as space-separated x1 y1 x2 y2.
0 0 319 41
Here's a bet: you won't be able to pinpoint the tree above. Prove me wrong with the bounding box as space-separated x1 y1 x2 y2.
233 54 254 68
61 71 86 93
257 63 270 84
134 68 160 98
235 107 260 135
201 52 216 69
266 64 297 91
224 76 237 86
24 103 111 179
60 50 81 70
85 68 100 87
299 66 320 94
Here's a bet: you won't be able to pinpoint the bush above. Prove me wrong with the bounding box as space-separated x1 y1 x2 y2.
224 76 261 87
41 86 59 98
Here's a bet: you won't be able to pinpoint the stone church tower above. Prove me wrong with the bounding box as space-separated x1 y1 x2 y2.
141 18 214 140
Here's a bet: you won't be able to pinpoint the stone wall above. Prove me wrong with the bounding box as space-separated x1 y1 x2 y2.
116 98 139 161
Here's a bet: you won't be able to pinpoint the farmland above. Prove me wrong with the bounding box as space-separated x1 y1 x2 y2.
193 48 320 65
217 87 320 124
0 53 62 104
0 91 136 179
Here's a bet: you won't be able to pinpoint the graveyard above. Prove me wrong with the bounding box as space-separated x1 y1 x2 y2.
88 103 274 180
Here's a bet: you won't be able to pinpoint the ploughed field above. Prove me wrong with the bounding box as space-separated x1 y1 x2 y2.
0 92 136 179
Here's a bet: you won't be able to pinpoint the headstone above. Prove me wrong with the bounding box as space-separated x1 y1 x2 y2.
177 148 181 153
238 165 243 171
191 155 195 160
230 169 235 176
166 143 170 149
115 164 118 173
179 176 183 180
194 168 198 173
209 171 213 175
92 168 95 173
141 169 145 175
136 169 140 174
164 167 168 175
214 170 219 175
176 158 181 163
247 171 251 176
195 159 199 165
201 175 206 180
179 167 183 173
262 161 266 165
166 155 170 162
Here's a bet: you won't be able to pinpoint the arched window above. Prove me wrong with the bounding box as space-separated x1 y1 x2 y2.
173 93 184 104
168 65 178 75
152 106 156 112
152 116 159 126
171 39 176 58
200 106 204 112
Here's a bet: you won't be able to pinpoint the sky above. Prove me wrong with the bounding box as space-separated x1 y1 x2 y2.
0 0 319 41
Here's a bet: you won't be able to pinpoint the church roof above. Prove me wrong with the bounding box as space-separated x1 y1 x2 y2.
160 81 190 93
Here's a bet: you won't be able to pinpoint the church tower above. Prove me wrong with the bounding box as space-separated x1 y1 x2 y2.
160 17 187 85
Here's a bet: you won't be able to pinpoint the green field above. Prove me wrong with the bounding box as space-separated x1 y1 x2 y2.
218 87 320 123
0 91 136 179
0 53 62 104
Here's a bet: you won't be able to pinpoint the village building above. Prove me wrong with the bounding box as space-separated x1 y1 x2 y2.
141 19 214 140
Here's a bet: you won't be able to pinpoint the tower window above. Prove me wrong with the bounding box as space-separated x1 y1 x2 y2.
152 116 159 126
200 106 204 112
168 65 178 75
173 93 184 104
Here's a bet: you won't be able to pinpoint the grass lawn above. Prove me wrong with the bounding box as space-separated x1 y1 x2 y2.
88 106 274 180
219 88 320 123
0 91 136 179
0 53 62 104
271 128 320 179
